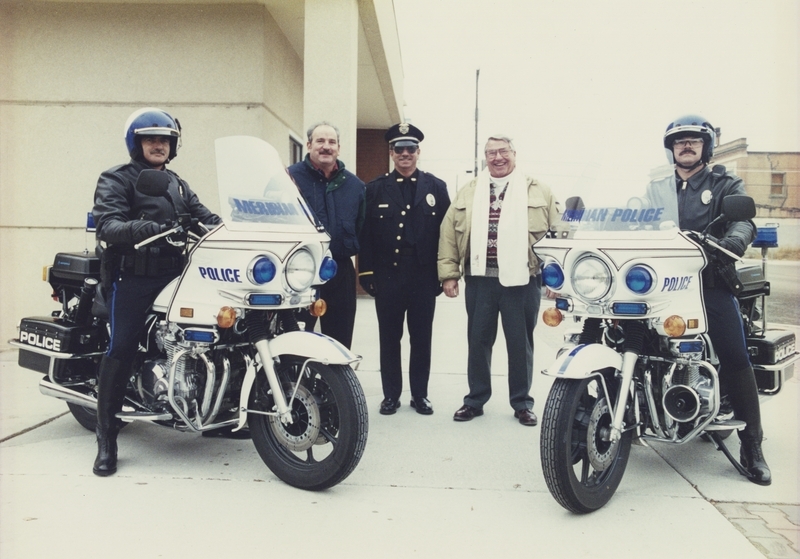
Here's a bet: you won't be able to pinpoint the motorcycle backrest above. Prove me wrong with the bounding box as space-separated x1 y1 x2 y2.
721 195 756 222
136 169 171 198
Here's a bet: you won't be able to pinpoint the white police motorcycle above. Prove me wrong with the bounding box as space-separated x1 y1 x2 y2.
534 180 797 513
11 136 368 491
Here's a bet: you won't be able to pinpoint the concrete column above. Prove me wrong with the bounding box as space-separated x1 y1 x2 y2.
303 0 359 173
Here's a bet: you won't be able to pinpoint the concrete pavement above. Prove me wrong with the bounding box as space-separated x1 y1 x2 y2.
1 293 798 559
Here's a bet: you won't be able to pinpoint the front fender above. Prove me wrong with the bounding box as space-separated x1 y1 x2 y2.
236 331 362 430
542 343 623 378
268 331 361 365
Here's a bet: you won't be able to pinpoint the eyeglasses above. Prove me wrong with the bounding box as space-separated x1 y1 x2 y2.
392 145 418 154
672 138 704 148
485 148 512 159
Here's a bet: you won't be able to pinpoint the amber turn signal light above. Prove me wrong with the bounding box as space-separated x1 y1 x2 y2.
308 299 327 317
542 307 563 327
663 315 686 337
217 306 237 328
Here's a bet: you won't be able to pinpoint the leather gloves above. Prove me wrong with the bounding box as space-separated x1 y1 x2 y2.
359 274 377 297
717 235 746 257
130 220 165 243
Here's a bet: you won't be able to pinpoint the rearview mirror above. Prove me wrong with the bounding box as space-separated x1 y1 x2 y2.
721 195 756 222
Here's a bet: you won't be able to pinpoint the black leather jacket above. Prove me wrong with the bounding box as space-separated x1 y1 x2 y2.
674 165 755 256
93 159 221 251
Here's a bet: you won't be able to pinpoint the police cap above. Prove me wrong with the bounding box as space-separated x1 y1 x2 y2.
385 122 424 145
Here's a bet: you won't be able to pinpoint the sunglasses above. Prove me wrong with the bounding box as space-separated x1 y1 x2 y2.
392 145 418 154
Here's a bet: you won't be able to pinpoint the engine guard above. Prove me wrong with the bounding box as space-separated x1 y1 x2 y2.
542 343 623 379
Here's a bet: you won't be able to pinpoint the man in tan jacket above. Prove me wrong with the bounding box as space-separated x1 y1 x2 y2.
438 135 560 426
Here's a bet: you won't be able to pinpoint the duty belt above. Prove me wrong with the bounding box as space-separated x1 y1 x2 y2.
120 252 185 276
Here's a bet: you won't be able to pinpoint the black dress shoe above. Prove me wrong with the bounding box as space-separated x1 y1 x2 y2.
514 408 538 426
379 398 401 415
453 404 483 422
410 397 433 415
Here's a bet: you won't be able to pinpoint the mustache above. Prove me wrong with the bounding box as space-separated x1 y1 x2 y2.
680 149 696 155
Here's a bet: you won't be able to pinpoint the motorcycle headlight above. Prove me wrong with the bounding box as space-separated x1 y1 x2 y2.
285 249 316 292
542 262 565 290
571 256 612 300
625 265 655 294
248 256 277 285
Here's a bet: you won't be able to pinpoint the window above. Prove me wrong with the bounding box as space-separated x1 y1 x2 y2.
770 172 785 196
290 137 303 165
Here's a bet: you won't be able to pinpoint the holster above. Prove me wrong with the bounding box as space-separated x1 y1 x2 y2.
714 261 743 295
100 245 121 292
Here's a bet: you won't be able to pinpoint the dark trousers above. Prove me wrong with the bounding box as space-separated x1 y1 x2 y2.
374 260 438 400
107 271 177 362
299 256 357 349
704 287 762 441
463 274 541 411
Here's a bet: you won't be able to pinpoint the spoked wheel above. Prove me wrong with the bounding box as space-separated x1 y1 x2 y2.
249 357 368 490
540 375 632 513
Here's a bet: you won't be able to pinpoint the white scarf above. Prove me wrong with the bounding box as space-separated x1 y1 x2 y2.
470 168 529 286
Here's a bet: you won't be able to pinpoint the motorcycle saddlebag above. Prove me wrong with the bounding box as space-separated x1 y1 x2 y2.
736 265 767 295
49 252 101 289
748 329 797 395
17 316 104 356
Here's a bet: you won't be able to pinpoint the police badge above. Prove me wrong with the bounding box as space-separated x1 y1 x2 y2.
399 122 410 135
701 190 713 205
426 193 435 207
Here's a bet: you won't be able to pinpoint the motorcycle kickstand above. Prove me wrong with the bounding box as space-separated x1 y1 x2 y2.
706 431 755 481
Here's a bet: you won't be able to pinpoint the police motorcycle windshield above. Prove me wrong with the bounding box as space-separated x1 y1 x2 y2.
554 174 681 238
215 136 318 233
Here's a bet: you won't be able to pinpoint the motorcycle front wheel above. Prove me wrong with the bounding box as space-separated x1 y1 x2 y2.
540 375 632 513
249 357 368 491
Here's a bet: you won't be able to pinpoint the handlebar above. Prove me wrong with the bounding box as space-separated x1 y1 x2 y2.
134 225 184 250
682 231 744 263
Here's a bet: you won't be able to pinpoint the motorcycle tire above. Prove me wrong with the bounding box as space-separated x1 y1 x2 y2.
249 357 368 491
67 403 98 432
67 403 129 433
540 375 632 514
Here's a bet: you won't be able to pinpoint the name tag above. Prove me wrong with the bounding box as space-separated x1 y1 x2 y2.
378 204 389 208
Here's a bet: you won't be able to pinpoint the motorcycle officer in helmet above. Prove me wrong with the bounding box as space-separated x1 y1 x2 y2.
91 108 222 476
646 115 770 485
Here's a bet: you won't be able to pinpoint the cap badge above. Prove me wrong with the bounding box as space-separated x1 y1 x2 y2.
399 123 410 134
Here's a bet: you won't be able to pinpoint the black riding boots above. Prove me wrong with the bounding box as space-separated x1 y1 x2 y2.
93 356 128 477
729 365 772 486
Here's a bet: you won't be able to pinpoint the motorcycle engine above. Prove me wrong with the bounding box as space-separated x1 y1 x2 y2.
663 361 716 423
138 334 203 412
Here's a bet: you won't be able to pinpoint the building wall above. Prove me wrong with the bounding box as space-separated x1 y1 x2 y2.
713 139 800 220
713 138 800 250
0 2 305 348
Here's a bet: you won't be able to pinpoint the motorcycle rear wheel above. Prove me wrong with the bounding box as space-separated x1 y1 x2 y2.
249 357 368 491
540 375 632 513
67 403 98 431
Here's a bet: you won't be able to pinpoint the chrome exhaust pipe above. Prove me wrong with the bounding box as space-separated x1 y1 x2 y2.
39 378 97 410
